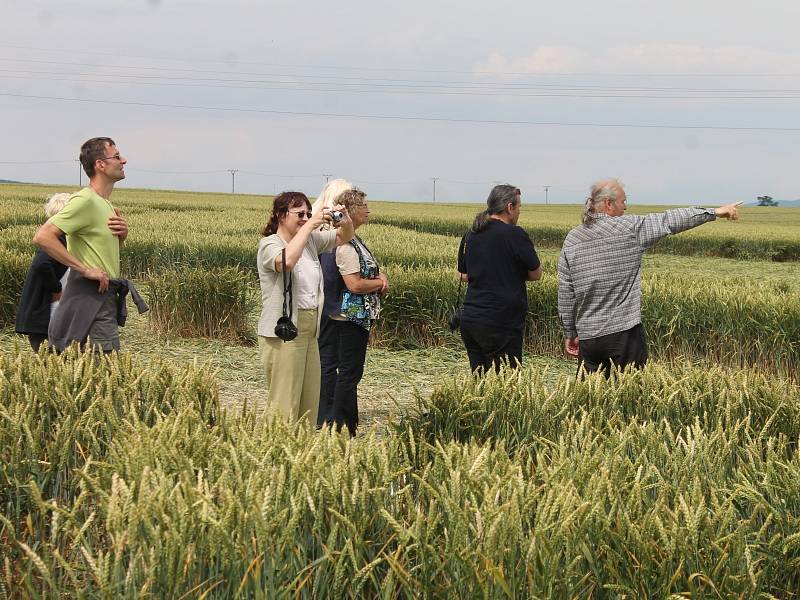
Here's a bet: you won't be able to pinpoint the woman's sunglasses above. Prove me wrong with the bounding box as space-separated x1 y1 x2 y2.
288 210 312 219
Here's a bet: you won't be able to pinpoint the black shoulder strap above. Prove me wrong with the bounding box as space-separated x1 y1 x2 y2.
281 248 293 320
455 232 468 303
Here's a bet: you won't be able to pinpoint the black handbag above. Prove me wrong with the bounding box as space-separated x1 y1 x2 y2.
274 248 298 342
448 278 464 331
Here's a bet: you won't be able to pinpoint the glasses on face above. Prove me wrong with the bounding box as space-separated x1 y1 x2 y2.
289 210 312 219
99 154 122 162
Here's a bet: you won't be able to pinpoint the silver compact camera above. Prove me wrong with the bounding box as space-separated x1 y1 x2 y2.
330 210 343 222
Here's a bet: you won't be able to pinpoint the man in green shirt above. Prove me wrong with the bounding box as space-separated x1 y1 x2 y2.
33 137 129 351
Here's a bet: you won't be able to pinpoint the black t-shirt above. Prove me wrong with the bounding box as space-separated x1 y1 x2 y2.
457 220 540 331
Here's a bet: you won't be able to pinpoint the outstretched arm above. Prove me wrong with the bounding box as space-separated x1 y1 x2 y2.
634 201 742 250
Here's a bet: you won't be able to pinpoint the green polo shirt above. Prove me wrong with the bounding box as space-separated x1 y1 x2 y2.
49 187 120 278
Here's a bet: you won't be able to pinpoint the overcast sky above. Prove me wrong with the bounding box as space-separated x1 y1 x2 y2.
1 0 799 204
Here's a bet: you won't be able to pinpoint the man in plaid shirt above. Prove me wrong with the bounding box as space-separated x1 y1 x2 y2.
558 178 742 375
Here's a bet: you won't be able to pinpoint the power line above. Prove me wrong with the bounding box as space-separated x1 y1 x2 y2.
355 179 417 185
0 161 423 187
130 167 228 174
238 170 321 179
3 45 800 77
3 60 800 94
3 92 799 132
0 159 75 164
0 159 606 199
8 72 800 99
0 161 579 194
439 178 495 185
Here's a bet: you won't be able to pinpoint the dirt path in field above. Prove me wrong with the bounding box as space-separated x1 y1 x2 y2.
0 307 574 430
213 346 472 429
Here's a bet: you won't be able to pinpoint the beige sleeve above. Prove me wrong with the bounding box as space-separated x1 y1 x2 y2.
311 228 338 255
258 235 284 273
336 244 360 276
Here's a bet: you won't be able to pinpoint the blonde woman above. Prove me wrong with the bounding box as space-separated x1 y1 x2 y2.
311 178 353 218
15 193 72 351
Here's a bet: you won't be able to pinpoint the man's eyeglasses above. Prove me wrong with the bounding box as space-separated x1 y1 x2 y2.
99 154 122 162
289 210 312 219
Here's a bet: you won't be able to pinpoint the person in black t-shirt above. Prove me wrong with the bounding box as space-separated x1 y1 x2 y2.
457 184 542 373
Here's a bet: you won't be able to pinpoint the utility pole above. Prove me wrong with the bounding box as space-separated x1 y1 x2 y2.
543 185 550 205
76 159 82 187
228 169 238 194
432 177 439 202
323 173 333 183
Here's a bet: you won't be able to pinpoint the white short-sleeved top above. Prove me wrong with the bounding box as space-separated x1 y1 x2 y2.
257 229 337 337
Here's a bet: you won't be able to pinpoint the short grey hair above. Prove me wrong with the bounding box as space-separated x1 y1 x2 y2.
44 192 72 218
582 178 624 226
336 187 367 213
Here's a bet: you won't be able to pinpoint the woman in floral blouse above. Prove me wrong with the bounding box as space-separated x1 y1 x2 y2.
317 188 388 436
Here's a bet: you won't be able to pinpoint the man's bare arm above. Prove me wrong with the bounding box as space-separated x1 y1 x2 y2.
33 222 109 293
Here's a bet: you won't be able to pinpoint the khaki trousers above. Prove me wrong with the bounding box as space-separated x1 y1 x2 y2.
259 309 320 425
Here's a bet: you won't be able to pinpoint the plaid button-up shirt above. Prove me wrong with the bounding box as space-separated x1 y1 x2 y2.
558 207 716 340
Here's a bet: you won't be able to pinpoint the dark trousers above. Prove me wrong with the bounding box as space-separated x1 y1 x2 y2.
28 333 47 352
459 320 523 374
317 318 370 436
578 323 648 378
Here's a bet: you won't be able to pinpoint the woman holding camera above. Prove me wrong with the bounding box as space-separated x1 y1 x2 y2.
457 184 541 373
257 191 353 425
317 188 388 436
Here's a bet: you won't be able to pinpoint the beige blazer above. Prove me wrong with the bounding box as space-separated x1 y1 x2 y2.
257 229 337 338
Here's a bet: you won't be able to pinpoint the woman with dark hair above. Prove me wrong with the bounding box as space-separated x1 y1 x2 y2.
457 184 542 373
257 191 353 425
317 188 388 436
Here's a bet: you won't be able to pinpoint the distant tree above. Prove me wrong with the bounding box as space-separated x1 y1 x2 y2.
757 195 778 207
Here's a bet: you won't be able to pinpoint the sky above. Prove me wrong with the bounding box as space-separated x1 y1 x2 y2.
1 0 799 204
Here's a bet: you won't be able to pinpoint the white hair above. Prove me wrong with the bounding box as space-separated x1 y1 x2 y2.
311 178 353 214
583 178 624 226
44 192 73 218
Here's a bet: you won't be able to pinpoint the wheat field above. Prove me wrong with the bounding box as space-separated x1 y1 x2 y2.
1 183 800 597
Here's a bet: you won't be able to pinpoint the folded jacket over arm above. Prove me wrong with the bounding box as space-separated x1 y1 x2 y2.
48 271 149 352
